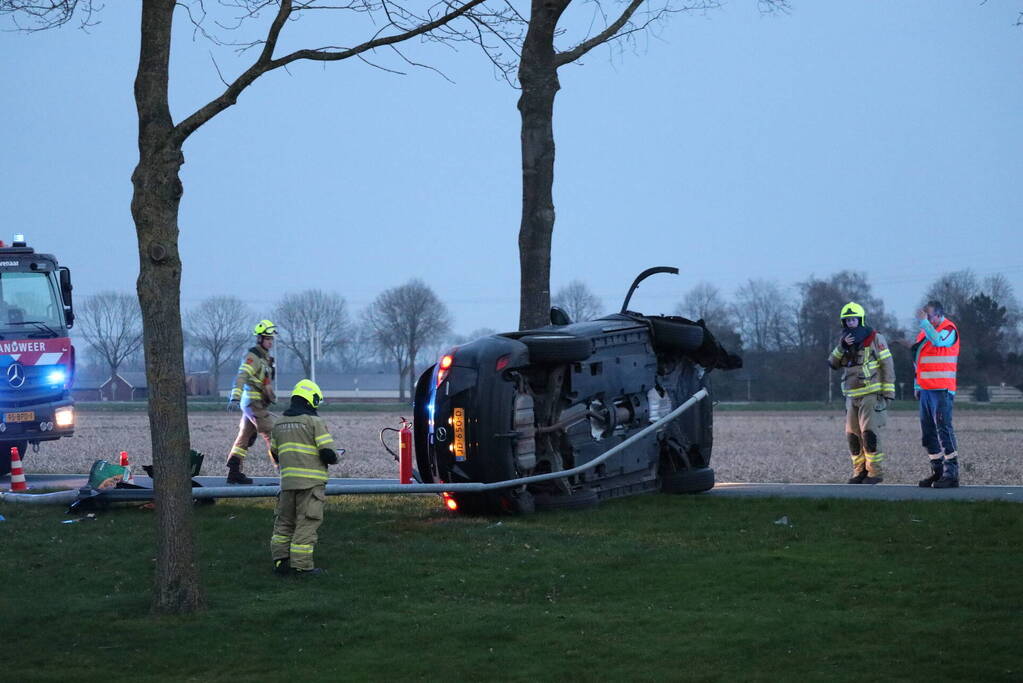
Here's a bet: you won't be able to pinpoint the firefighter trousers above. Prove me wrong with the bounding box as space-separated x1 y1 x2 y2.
270 486 326 571
228 400 274 466
845 393 887 477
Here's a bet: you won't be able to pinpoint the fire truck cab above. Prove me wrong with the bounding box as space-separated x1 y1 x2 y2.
0 234 75 476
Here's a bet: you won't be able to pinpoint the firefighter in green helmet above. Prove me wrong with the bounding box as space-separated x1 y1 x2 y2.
269 379 341 577
225 319 278 484
828 302 896 484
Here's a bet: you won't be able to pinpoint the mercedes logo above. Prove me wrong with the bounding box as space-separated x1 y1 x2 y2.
6 363 25 388
435 426 448 442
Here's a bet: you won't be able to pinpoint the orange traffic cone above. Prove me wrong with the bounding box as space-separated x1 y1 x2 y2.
9 446 27 492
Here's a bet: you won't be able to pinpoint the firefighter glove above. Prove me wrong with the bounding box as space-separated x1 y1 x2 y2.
319 448 339 466
227 399 240 412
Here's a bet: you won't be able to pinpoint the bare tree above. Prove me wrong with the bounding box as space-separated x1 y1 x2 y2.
184 296 251 393
77 292 144 383
363 279 451 400
334 321 375 374
923 270 979 320
552 279 602 322
511 1 795 329
273 290 351 378
674 282 732 328
2 0 506 614
733 278 794 352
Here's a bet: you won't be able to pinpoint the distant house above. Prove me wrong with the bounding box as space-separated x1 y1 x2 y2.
186 371 214 396
71 378 102 402
99 372 149 401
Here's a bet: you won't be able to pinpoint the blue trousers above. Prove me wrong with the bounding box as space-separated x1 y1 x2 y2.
919 389 957 456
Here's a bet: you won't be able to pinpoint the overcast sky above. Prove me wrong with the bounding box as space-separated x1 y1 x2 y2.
2 2 1021 341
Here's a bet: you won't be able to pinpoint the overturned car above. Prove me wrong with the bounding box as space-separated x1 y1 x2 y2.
413 267 742 514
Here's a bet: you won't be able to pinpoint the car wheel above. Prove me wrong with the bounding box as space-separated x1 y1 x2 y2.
519 334 592 363
660 467 715 494
648 317 704 353
533 487 600 511
0 440 27 478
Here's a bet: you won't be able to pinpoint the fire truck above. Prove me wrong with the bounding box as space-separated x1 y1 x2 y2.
0 234 75 476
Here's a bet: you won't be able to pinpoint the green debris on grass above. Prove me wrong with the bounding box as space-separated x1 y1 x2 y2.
2 495 1019 680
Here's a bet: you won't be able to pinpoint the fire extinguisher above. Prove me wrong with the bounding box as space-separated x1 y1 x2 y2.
398 418 413 484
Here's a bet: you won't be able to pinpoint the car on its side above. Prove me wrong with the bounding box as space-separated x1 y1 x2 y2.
413 267 742 514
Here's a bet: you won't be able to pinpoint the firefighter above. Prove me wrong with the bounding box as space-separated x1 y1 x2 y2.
225 319 278 484
269 379 340 577
828 302 896 484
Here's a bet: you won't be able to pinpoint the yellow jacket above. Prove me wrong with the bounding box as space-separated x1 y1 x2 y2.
829 330 895 399
230 345 276 405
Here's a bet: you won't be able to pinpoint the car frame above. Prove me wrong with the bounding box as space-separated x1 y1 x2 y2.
413 267 742 514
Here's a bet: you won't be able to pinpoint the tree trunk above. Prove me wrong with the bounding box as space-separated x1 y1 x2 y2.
517 1 569 330
133 0 205 614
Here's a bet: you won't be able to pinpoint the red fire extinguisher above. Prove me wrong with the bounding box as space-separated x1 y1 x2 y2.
398 418 413 484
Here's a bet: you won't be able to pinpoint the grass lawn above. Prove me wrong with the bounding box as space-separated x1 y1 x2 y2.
2 495 1019 681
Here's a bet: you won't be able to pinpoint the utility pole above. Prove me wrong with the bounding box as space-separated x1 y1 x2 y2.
308 321 318 383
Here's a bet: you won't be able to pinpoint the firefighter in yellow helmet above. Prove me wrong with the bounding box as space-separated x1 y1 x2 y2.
269 379 341 577
225 319 278 484
828 302 896 484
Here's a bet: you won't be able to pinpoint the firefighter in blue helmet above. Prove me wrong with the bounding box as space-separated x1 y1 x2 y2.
270 379 341 577
225 319 278 484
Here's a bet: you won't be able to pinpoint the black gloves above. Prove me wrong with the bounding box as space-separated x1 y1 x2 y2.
318 448 338 466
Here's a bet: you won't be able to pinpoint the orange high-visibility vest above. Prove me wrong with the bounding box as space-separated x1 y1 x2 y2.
914 317 959 391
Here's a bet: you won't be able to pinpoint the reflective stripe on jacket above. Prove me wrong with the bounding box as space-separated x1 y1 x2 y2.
829 331 896 399
270 413 335 490
230 345 276 405
914 317 959 392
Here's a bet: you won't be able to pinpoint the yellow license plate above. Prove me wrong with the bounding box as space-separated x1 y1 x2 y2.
5 411 35 423
452 407 467 462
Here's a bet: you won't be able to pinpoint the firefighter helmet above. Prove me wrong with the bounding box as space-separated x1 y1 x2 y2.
253 319 277 337
292 379 323 408
840 302 866 325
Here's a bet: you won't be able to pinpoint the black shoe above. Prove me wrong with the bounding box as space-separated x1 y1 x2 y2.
273 558 291 576
292 567 326 578
227 469 253 485
932 476 959 489
847 471 868 484
918 461 944 487
863 476 883 485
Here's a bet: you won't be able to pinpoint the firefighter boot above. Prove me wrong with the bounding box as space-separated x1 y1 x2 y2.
846 436 866 483
226 455 253 485
273 558 291 576
918 458 944 488
863 453 883 485
933 454 960 489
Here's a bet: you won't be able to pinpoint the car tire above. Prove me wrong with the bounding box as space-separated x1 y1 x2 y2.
519 334 592 364
649 317 704 353
661 467 715 494
533 487 600 511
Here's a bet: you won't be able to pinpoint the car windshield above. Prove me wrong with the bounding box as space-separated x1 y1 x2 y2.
0 271 64 338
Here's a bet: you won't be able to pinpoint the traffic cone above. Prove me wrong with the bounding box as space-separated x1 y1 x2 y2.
9 446 27 492
119 450 129 466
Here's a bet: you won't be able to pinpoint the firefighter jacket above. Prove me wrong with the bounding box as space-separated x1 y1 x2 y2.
913 316 959 392
230 345 276 406
829 330 896 399
270 412 335 490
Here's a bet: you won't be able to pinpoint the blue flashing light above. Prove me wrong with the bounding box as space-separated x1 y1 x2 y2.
47 369 67 385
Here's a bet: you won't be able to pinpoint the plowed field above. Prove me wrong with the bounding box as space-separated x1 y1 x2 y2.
21 409 1023 485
